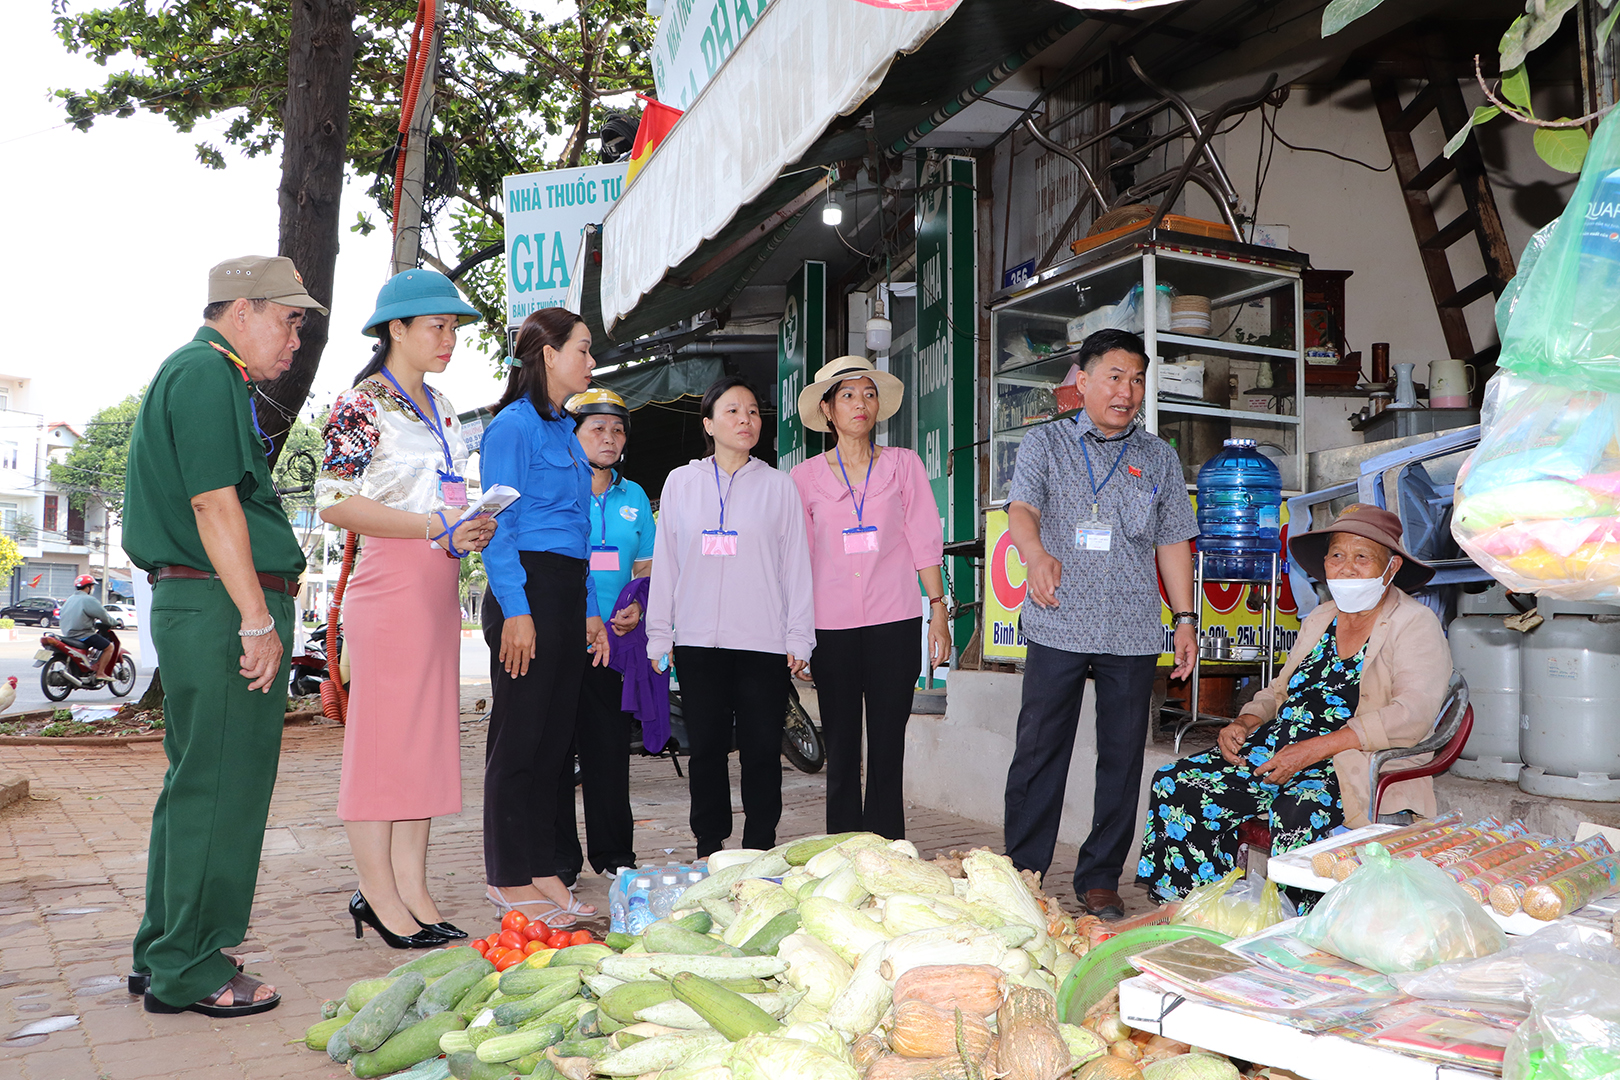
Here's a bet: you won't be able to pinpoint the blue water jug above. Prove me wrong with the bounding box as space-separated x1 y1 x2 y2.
1196 439 1282 581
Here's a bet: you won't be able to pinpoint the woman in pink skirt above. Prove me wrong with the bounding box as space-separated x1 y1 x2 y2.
316 269 495 949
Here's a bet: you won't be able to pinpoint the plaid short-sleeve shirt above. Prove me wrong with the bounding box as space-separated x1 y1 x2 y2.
1005 413 1197 656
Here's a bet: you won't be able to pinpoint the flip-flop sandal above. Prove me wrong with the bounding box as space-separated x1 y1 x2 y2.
558 891 597 919
144 972 280 1017
128 958 243 995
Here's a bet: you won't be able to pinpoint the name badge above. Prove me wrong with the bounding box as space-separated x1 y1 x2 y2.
701 529 739 557
842 525 879 554
440 478 468 507
590 545 621 572
1076 519 1112 552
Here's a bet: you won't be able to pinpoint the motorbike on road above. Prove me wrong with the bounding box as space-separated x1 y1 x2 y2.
290 621 342 697
36 623 138 701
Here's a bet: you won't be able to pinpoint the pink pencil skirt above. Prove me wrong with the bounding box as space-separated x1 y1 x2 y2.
337 535 463 821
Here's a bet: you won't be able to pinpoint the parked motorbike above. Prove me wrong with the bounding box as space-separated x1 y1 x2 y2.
290 621 342 697
35 622 138 701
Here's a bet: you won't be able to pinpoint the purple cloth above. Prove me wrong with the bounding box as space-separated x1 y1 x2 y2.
607 575 670 751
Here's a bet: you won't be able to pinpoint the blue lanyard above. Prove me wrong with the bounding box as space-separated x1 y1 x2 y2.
1079 429 1130 515
593 478 614 546
209 340 272 458
835 445 874 525
711 458 740 531
379 367 457 477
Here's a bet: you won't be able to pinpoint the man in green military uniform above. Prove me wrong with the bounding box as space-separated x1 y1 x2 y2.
123 255 325 1017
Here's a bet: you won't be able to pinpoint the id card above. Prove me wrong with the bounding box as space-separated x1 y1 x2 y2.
842 525 879 554
590 545 621 572
440 479 468 507
701 529 738 557
1075 519 1112 552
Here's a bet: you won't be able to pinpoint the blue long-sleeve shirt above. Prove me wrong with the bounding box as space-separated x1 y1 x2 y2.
480 396 598 620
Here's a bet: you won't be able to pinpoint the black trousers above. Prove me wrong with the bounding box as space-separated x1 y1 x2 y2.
556 660 637 877
1003 641 1158 892
811 617 920 839
673 646 786 857
481 551 588 887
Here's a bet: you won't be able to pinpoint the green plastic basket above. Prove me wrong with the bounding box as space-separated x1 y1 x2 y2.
1054 925 1233 1026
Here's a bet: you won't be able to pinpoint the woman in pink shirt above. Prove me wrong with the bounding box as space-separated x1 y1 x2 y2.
790 357 948 840
645 376 816 856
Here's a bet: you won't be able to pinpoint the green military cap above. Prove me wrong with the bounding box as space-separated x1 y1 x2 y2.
208 255 329 315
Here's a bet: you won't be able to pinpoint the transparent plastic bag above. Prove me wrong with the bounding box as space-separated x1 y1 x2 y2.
1504 964 1620 1080
1296 842 1506 975
1395 923 1620 1006
1171 868 1292 938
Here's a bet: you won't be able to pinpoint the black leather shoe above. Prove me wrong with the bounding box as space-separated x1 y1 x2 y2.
414 917 468 939
349 891 451 949
1081 888 1127 921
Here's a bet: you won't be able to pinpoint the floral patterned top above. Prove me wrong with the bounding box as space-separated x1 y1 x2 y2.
315 376 470 516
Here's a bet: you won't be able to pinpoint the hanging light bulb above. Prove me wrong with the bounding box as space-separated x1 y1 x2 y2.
822 187 843 227
865 296 892 353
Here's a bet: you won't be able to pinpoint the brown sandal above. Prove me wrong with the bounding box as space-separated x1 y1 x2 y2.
144 971 280 1017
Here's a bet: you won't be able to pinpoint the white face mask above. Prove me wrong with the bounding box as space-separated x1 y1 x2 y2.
1326 563 1394 613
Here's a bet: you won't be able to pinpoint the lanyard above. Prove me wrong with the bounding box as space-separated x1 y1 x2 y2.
834 445 874 526
379 367 457 477
1079 428 1131 518
208 341 272 459
593 476 615 546
711 458 741 531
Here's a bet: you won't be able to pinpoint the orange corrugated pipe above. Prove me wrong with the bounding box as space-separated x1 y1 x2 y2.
391 0 437 230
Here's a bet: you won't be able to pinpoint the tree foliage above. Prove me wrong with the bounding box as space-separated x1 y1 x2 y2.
0 536 22 583
48 394 141 516
271 415 327 519
53 0 658 342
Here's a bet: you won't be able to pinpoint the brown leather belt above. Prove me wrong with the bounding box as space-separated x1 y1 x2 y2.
149 565 300 596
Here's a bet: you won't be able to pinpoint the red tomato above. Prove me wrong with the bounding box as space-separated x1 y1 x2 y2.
494 950 525 971
521 924 549 942
546 928 573 949
484 933 502 948
470 938 490 955
498 929 525 951
501 910 530 933
485 946 510 965
569 930 594 946
522 940 546 955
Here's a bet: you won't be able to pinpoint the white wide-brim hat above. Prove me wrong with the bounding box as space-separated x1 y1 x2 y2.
797 356 906 434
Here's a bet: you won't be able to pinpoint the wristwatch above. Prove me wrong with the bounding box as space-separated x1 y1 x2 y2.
1171 611 1199 628
928 594 955 618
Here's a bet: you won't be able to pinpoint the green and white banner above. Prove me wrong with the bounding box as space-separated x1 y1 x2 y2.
503 163 628 326
777 261 824 472
651 0 772 109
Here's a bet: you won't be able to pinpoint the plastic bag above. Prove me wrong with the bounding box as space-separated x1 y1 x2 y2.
1504 963 1620 1080
1296 842 1506 975
1171 868 1292 938
1395 923 1620 1006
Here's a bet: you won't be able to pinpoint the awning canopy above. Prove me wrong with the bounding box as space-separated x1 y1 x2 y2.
599 0 1085 340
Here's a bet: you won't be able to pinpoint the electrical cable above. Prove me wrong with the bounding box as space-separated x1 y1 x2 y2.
1261 106 1392 172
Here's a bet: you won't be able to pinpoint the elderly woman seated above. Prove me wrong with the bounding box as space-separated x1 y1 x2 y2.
1137 505 1451 906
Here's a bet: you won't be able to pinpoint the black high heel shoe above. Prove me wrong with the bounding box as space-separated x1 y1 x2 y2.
414 917 468 939
349 891 450 949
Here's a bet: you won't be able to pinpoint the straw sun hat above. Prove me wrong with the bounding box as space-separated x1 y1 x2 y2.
796 356 906 434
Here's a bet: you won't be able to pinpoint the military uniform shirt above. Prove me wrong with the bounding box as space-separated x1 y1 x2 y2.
123 326 306 579
1005 412 1197 655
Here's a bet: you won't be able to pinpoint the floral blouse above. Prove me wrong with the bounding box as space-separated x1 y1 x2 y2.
315 377 470 516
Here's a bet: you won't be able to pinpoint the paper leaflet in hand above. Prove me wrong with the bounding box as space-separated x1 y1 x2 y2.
447 484 519 531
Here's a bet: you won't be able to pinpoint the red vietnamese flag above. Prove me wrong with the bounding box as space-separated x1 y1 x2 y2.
626 95 683 186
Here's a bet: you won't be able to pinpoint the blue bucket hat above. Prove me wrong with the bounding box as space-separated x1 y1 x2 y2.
363 268 480 337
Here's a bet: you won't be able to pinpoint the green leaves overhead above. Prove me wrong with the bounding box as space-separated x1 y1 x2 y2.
1443 106 1500 160
1499 65 1531 113
1533 126 1591 174
1499 0 1581 72
1321 0 1392 37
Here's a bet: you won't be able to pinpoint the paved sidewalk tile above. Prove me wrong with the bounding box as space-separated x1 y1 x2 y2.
0 683 1129 1078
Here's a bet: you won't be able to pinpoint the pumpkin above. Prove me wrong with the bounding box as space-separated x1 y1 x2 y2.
992 985 1071 1080
888 1000 995 1059
892 964 1006 1020
1075 1058 1146 1080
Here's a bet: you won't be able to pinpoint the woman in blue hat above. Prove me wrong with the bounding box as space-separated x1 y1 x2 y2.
316 268 495 948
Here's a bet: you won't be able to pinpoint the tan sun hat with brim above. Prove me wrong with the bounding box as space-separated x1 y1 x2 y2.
208 255 330 315
797 356 906 434
1287 503 1435 591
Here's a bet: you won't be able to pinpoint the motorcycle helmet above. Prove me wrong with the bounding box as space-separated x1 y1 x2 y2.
565 387 631 430
74 574 95 589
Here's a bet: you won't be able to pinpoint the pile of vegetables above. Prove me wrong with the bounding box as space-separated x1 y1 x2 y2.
301 834 1248 1080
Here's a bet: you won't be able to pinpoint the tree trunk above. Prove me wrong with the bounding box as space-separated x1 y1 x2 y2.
261 0 359 467
564 3 596 168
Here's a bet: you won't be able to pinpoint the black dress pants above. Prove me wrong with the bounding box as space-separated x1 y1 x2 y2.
811 617 920 839
1003 640 1158 892
481 551 587 887
556 660 637 876
673 646 786 857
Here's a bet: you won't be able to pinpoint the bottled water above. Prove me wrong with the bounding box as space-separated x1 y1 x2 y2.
1196 439 1282 581
649 872 683 919
609 874 630 934
625 874 655 934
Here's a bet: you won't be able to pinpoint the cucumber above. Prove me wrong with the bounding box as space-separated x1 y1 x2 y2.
326 1024 356 1064
591 1031 728 1076
441 1029 475 1054
303 1015 349 1051
598 954 788 982
643 922 743 957
348 971 427 1052
672 910 713 935
740 909 800 956
531 996 593 1030
351 1011 466 1078
475 1021 567 1064
423 958 497 1016
603 931 636 952
599 980 675 1024
390 946 484 978
490 970 582 1027
513 1051 554 1077
447 1049 522 1080
548 943 613 968
345 976 396 1013
498 962 586 998
552 1035 612 1059
456 971 504 1020
673 864 747 910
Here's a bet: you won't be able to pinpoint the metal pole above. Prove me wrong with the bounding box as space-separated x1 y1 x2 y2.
392 23 441 275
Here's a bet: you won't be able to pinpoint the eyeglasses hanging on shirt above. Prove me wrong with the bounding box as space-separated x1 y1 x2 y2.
835 445 879 554
702 459 739 557
379 367 468 507
1076 424 1130 554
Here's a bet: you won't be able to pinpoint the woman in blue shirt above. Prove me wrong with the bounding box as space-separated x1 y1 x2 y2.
479 306 611 929
556 388 656 883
